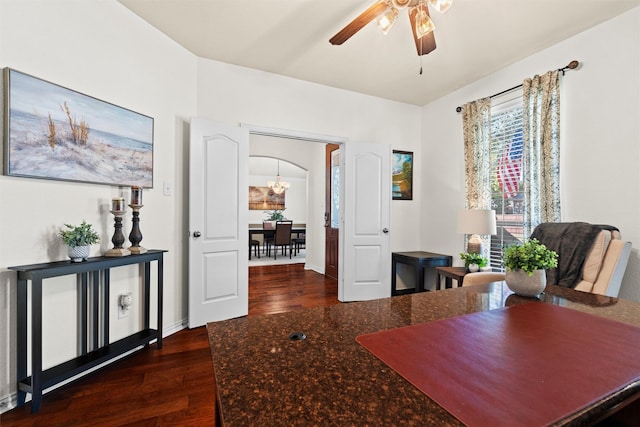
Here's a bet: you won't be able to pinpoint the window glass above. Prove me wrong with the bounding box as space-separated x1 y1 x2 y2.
490 100 524 269
331 149 340 228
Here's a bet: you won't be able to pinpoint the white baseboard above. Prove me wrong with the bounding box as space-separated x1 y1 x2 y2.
304 263 324 275
0 392 18 414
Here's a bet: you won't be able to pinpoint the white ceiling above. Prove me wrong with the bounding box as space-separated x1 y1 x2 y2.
118 0 639 106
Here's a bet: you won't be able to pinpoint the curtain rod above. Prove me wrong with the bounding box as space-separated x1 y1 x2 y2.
455 60 580 113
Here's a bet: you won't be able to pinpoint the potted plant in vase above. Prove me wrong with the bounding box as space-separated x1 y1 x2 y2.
264 209 286 221
502 238 558 297
59 220 100 262
459 252 488 272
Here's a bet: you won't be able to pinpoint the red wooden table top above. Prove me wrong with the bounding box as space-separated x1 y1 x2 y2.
357 302 640 427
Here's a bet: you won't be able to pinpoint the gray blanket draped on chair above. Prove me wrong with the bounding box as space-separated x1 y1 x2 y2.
530 222 618 288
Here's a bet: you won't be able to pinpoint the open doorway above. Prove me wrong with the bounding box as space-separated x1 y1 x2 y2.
248 156 307 266
246 129 344 275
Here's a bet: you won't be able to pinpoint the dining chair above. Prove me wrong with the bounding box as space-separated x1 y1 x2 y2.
267 220 293 259
262 221 275 255
250 238 260 259
292 233 306 256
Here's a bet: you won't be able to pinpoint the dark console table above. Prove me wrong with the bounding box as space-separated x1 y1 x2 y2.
392 251 452 295
8 250 166 413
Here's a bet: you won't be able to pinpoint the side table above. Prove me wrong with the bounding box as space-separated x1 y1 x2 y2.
435 266 468 290
8 250 166 413
392 251 452 296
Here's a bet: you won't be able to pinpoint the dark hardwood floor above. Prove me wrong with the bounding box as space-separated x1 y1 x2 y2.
3 265 638 426
1 263 338 426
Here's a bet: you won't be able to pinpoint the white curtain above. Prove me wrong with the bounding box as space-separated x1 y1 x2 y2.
522 70 561 237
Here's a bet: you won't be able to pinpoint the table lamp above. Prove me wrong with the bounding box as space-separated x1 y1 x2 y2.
457 209 497 254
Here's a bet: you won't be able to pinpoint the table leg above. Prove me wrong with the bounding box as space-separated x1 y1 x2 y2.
391 258 398 296
445 277 453 289
16 278 27 406
80 273 88 355
92 271 100 351
144 262 151 331
31 278 43 413
416 265 425 292
157 255 164 349
104 269 110 346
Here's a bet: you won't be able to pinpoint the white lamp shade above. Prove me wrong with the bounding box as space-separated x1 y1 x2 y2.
456 209 497 235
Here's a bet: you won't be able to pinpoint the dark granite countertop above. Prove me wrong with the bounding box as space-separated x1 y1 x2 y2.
207 283 640 426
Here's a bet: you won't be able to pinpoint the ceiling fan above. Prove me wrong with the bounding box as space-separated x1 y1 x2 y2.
329 0 452 56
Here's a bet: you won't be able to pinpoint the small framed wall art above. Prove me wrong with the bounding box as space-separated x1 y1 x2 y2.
249 186 285 210
392 150 413 200
2 68 154 187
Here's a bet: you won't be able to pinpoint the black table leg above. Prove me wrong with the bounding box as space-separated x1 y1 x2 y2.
16 278 27 406
31 278 43 413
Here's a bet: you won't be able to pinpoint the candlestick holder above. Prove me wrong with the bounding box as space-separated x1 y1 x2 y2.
128 204 147 254
106 210 131 257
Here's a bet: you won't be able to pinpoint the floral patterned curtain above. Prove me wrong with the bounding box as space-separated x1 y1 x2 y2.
522 70 561 237
461 98 491 259
461 98 491 210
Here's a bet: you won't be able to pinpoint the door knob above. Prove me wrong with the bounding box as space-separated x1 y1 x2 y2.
193 231 202 238
382 228 389 234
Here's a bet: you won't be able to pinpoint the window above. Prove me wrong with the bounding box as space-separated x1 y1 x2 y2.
489 96 525 270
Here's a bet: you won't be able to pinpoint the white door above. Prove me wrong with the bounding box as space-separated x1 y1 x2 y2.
340 142 391 301
188 117 249 328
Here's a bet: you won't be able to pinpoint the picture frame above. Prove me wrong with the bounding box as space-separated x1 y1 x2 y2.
392 150 413 200
2 68 154 187
249 186 285 210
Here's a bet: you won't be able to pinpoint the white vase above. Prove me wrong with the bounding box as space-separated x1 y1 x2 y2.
468 263 479 273
68 245 90 262
505 269 546 297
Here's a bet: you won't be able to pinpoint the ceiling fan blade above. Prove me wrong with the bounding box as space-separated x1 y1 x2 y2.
409 6 437 56
329 1 389 45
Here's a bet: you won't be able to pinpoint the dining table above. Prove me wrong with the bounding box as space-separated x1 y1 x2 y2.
206 282 640 426
248 227 305 259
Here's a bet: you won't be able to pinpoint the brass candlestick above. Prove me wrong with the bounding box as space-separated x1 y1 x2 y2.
105 210 131 257
128 204 147 254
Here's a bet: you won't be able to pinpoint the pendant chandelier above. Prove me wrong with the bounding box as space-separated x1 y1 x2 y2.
267 160 290 195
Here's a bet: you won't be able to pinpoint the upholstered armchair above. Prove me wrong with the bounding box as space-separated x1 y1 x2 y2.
464 222 631 297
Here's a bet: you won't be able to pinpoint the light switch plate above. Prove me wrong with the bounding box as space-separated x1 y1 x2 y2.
163 181 172 196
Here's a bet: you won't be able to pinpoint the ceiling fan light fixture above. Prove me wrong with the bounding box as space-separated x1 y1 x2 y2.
414 6 435 38
391 0 412 8
428 0 453 14
376 6 398 35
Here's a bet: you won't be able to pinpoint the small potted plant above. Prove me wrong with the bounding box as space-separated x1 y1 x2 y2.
459 252 488 272
502 238 558 297
59 220 100 262
264 209 286 221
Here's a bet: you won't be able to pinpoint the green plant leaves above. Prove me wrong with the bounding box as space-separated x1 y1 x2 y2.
59 220 100 247
503 238 558 275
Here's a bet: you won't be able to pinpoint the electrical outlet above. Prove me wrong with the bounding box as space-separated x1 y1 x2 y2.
118 293 132 319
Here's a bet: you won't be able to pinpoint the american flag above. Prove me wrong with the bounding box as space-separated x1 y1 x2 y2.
496 130 523 199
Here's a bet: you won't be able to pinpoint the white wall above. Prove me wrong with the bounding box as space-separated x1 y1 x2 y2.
248 157 307 225
421 8 640 302
196 58 425 259
0 0 197 408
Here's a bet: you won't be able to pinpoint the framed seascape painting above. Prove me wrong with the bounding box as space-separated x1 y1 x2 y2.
2 68 154 187
392 150 413 200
